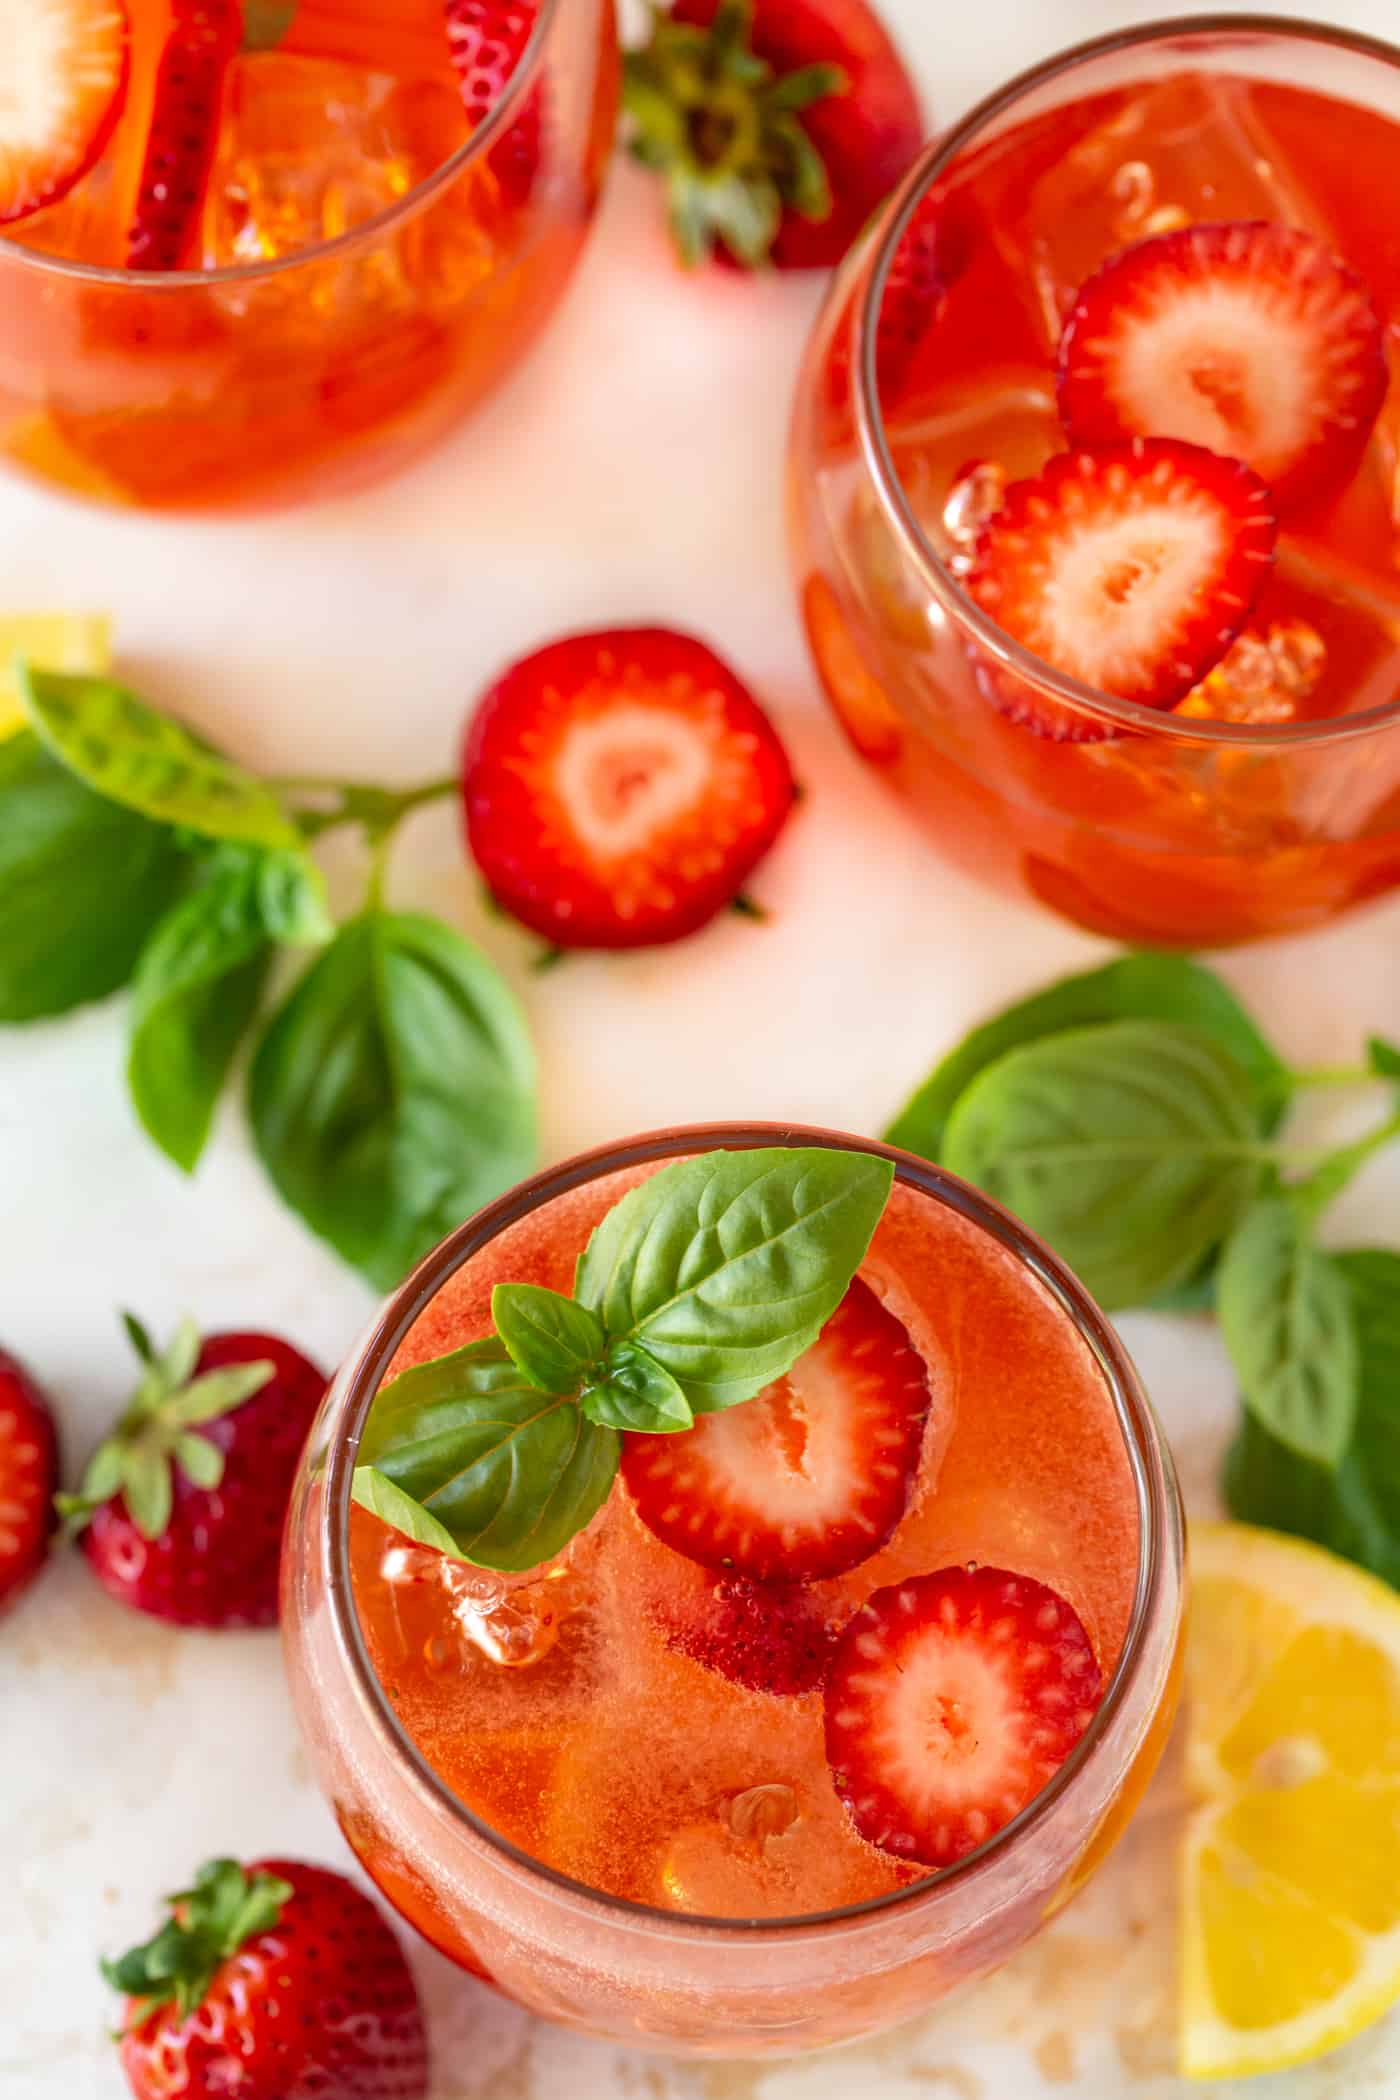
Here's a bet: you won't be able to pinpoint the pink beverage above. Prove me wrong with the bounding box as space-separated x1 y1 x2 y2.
284 1130 1183 2055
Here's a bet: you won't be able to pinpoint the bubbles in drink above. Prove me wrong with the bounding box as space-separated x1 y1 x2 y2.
447 1561 584 1669
1177 618 1327 724
942 458 1006 573
727 1783 800 1843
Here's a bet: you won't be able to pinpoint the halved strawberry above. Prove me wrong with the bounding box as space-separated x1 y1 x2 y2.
463 627 796 950
964 439 1276 724
1057 221 1389 515
663 1574 837 1695
0 1 130 226
621 1278 930 1581
0 1351 59 1616
444 0 543 209
824 1564 1102 1867
126 1 241 270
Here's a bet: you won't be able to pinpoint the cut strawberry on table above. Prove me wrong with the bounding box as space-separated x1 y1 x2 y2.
625 0 923 270
1057 220 1389 515
964 438 1277 736
622 1278 930 1580
126 0 241 269
444 0 543 209
463 626 796 950
664 1573 837 1695
0 0 131 226
60 1315 325 1629
824 1564 1103 1867
107 1856 429 2100
0 1350 60 1617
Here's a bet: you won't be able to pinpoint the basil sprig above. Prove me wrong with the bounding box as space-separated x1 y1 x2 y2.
0 654 535 1288
352 1146 894 1569
891 951 1400 1586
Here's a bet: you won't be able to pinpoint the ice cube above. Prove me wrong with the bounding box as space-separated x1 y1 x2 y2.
1176 617 1326 724
1005 74 1346 352
202 54 469 270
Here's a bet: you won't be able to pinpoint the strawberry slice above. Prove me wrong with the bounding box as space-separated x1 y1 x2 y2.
0 1350 60 1615
1057 220 1389 515
621 1279 931 1581
444 0 543 209
964 439 1276 721
126 1 241 270
0 1 130 226
663 1574 837 1695
824 1564 1103 1867
463 627 796 950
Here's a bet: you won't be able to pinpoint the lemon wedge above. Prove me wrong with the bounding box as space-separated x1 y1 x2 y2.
0 613 111 739
1182 1521 1400 2078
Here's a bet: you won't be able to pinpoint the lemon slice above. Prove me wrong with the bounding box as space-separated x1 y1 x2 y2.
0 613 111 739
1182 1521 1400 2079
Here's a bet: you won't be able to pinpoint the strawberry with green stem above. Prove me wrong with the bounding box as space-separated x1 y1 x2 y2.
59 1314 326 1628
106 1856 429 2100
625 0 923 269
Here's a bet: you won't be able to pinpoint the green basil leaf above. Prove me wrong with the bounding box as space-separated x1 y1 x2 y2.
204 844 334 946
248 911 536 1290
0 730 188 1020
355 1337 619 1571
941 1021 1263 1311
584 1341 693 1434
1217 1198 1359 1468
20 665 301 851
887 952 1290 1162
574 1146 893 1413
492 1284 606 1394
128 892 271 1173
1223 1250 1400 1584
242 0 296 48
1368 1035 1400 1084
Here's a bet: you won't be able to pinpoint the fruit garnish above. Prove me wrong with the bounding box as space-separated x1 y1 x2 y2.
0 613 110 740
824 1563 1102 1867
462 626 796 950
60 1314 326 1629
0 1350 60 1617
444 0 543 208
1182 1523 1400 2078
353 1146 895 1573
621 1276 931 1581
106 1856 429 2100
964 439 1277 717
1057 220 1388 514
624 0 922 270
127 1 242 269
663 1573 836 1694
0 1 130 226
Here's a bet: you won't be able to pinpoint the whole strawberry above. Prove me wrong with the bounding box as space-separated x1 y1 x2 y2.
624 0 923 269
106 1857 429 2100
0 1349 60 1615
60 1316 326 1628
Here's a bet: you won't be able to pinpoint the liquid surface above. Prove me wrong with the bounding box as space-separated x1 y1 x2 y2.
8 0 473 270
351 1162 1140 1920
887 72 1400 727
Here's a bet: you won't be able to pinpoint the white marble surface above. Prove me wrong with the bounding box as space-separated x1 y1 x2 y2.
5 2 1400 2095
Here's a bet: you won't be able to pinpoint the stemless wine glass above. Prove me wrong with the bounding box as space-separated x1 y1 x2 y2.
0 0 617 511
282 1124 1184 2059
790 17 1400 947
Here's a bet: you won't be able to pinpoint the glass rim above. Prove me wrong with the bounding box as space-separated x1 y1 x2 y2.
0 0 563 290
856 11 1400 751
318 1120 1182 1942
